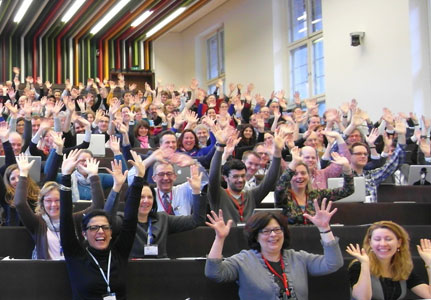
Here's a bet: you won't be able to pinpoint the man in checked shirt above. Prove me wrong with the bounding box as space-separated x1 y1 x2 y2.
349 117 407 202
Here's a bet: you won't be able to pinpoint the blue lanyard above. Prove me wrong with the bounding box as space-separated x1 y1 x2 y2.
147 218 153 245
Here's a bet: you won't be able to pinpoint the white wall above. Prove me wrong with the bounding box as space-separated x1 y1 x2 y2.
153 0 431 120
323 0 431 120
153 0 275 97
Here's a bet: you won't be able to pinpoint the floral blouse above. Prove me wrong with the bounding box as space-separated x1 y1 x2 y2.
274 168 354 224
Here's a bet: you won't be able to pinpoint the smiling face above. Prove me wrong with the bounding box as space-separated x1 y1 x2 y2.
369 228 401 263
257 219 284 256
301 146 317 171
43 189 60 220
243 127 253 139
196 128 209 145
181 132 196 151
350 145 369 169
9 168 20 189
243 154 261 179
291 164 309 190
138 125 149 137
224 169 246 193
139 186 154 218
84 216 112 251
152 164 176 193
160 134 177 151
77 152 92 176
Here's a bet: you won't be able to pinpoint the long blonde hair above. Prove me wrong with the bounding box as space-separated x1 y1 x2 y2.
362 221 413 281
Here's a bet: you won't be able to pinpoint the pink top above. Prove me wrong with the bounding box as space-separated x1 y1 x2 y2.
311 143 351 189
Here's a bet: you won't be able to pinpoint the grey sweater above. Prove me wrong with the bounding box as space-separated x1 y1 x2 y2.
205 238 343 300
208 149 281 225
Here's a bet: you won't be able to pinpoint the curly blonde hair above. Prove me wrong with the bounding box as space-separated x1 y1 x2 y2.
362 221 413 281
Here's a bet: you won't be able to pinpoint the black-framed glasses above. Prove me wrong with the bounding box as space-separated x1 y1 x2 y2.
86 225 111 232
155 172 175 178
259 227 283 236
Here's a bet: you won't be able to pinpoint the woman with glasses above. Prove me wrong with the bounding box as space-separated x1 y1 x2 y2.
347 221 431 299
205 199 343 300
274 146 354 225
60 150 145 299
14 150 105 259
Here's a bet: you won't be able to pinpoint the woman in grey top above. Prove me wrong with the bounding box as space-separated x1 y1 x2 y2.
205 199 343 300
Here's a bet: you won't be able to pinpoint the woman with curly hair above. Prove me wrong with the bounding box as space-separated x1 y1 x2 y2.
347 221 431 299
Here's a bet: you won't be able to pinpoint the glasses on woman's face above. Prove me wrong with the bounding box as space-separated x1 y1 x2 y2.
86 225 111 232
259 227 283 236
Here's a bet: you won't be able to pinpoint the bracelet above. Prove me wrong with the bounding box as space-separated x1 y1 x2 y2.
59 185 72 191
320 229 332 234
216 143 226 147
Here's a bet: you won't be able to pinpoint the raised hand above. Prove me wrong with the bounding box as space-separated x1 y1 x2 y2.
346 243 369 264
0 121 9 142
303 198 337 230
419 138 431 157
190 78 199 90
206 210 233 240
77 99 86 112
366 128 380 146
23 98 33 117
52 101 64 116
50 131 65 152
16 153 35 177
128 150 146 177
61 149 82 175
109 135 121 155
417 239 431 267
187 164 203 194
394 117 407 135
290 146 302 164
81 157 100 177
107 160 128 191
331 152 351 173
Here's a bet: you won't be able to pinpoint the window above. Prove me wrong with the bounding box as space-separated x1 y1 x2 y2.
288 0 324 99
206 29 225 90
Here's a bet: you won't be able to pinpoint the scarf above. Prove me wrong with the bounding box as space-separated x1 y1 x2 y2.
71 170 91 202
137 135 149 148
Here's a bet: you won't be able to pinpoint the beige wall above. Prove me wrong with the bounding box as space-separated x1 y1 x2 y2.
153 0 431 120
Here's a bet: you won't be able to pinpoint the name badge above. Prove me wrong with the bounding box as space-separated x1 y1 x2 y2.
144 245 158 256
103 293 116 300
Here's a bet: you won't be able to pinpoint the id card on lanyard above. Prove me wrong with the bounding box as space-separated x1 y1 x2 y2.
144 218 158 256
87 249 116 300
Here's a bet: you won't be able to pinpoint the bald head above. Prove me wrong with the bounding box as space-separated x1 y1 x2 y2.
9 132 23 155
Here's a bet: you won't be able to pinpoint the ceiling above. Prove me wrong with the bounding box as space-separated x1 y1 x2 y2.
0 0 218 84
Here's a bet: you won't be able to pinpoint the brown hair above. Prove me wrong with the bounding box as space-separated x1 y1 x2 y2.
4 164 39 207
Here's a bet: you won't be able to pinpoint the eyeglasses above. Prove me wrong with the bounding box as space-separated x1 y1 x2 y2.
259 227 283 236
86 225 111 232
352 152 368 156
155 172 175 178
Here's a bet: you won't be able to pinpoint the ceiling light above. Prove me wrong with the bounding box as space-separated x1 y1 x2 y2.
14 0 33 23
131 10 153 27
90 0 131 34
146 7 186 38
62 0 86 23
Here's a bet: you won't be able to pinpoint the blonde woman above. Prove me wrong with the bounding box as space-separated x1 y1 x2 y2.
347 221 431 300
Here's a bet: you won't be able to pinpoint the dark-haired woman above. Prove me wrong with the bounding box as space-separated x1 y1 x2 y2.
133 119 156 149
106 164 206 258
60 150 145 299
205 199 343 300
177 128 215 157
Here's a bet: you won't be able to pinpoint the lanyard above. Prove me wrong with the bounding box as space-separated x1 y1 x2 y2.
290 190 308 225
157 190 173 213
262 254 290 297
226 189 245 222
47 216 63 256
87 249 112 294
147 218 153 245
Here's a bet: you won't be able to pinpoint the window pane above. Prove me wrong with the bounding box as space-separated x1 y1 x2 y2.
289 0 307 42
219 30 225 74
313 38 325 95
207 35 219 80
311 0 322 32
291 45 308 98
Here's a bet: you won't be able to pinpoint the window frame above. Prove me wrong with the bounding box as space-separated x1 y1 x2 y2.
205 28 225 91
